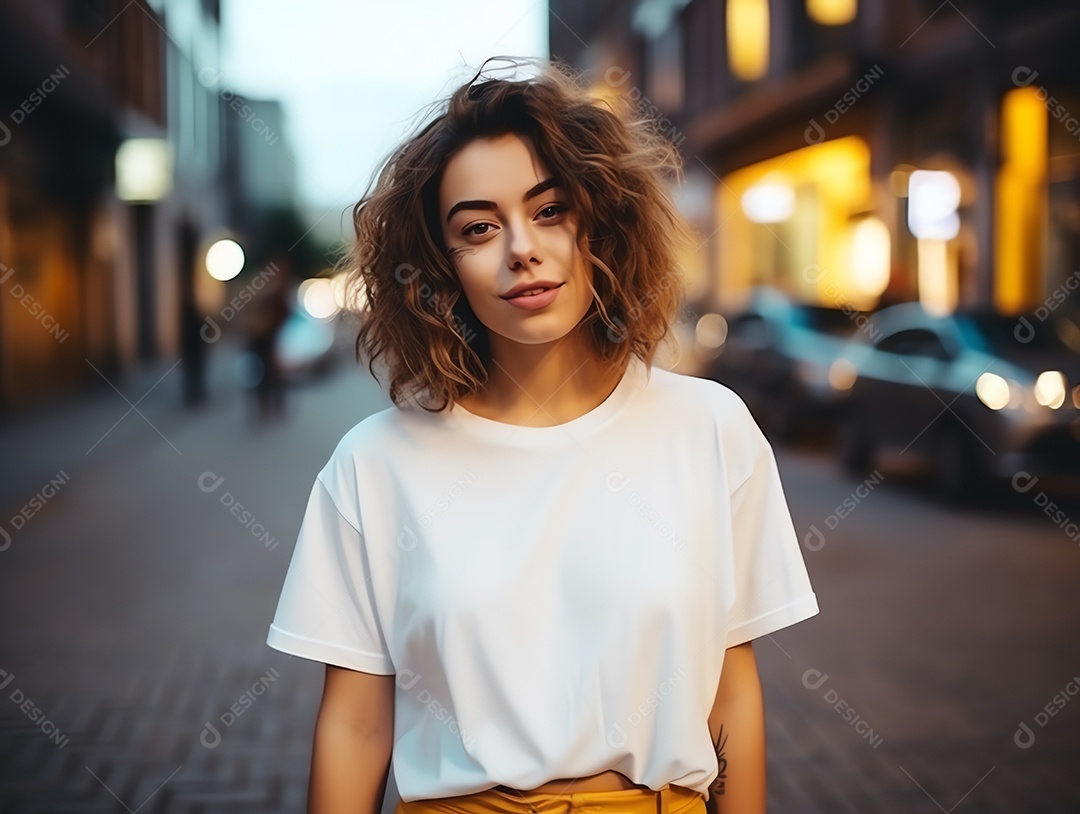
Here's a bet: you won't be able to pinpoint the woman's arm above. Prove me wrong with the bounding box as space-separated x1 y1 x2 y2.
308 665 396 814
705 641 766 814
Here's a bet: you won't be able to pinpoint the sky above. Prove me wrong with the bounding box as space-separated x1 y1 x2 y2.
220 1 550 239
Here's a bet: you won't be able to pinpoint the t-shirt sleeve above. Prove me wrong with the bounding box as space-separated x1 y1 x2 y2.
266 474 395 675
724 406 819 648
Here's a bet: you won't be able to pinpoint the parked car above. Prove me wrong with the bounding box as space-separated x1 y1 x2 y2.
701 286 871 442
833 302 1080 501
277 307 338 381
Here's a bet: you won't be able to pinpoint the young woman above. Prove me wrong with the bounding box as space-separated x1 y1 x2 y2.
266 58 819 814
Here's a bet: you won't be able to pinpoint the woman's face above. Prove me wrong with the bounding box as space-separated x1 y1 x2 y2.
439 132 594 350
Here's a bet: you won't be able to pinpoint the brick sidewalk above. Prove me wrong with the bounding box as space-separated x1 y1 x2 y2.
2 355 1078 812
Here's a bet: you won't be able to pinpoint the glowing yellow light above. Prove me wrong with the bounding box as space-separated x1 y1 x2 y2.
996 87 1047 313
1034 370 1066 409
205 239 245 281
807 0 857 25
116 138 173 202
329 271 366 312
717 135 872 308
741 180 795 223
330 273 347 309
917 238 956 316
727 0 770 81
976 372 1011 410
300 278 339 320
850 217 890 297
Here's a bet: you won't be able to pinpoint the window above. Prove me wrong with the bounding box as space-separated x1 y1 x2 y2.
876 328 950 360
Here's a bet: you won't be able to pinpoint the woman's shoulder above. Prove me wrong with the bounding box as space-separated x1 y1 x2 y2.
312 406 420 513
325 404 418 464
645 366 771 479
645 364 758 426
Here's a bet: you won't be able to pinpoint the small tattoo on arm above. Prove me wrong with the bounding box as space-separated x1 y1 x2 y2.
711 724 728 798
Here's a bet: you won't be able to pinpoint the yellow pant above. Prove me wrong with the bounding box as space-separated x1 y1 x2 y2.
395 782 706 813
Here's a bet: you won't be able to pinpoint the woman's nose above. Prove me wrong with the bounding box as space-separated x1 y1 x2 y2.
506 220 541 269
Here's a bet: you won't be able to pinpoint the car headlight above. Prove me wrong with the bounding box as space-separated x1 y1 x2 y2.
1034 370 1067 409
976 372 1012 410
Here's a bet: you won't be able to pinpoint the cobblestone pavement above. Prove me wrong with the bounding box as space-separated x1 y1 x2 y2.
1 347 1078 812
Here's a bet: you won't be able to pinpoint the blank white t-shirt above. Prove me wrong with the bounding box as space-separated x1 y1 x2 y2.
266 354 819 803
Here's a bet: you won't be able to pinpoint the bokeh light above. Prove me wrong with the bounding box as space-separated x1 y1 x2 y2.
205 239 246 282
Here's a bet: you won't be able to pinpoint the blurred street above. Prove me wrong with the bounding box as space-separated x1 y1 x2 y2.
1 356 1078 813
3 1 1080 812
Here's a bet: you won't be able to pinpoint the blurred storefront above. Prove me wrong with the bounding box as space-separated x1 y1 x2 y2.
0 0 229 412
550 0 1080 318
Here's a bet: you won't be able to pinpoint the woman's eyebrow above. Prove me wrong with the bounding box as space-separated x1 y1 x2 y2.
445 177 561 222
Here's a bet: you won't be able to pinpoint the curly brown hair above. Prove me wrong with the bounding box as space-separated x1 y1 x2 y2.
341 56 693 411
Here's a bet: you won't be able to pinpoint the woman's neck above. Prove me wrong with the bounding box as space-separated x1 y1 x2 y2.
459 332 630 427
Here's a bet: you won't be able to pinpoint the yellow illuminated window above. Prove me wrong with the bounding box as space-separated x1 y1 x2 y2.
716 136 874 307
995 87 1048 314
727 0 770 81
807 0 857 26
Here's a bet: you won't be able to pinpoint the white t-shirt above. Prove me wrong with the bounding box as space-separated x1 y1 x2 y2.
266 354 819 803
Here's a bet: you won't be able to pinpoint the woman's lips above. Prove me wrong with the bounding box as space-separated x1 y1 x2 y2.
503 283 564 310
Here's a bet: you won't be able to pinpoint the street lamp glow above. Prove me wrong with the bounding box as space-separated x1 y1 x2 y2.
300 278 340 320
205 239 245 281
907 170 961 240
741 180 795 223
116 138 173 202
1034 370 1066 409
976 372 1011 410
850 217 891 297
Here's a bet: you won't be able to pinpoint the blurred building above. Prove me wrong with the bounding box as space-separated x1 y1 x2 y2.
223 96 297 228
550 0 1080 318
0 0 228 412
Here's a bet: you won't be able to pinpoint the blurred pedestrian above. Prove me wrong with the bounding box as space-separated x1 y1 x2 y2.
179 218 208 407
243 264 289 421
266 57 819 814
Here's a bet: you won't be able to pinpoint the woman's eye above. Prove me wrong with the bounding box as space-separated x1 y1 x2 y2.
538 204 567 220
463 222 494 237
